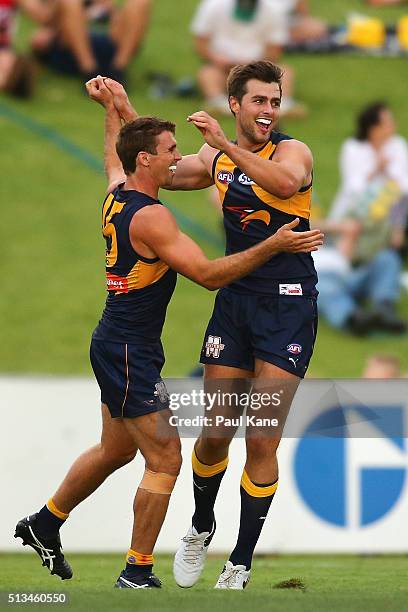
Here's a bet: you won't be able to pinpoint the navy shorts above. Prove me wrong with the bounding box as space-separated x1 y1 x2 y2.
38 32 116 75
200 288 318 378
90 338 169 419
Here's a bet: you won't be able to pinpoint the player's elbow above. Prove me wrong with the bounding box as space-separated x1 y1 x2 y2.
198 277 220 291
206 281 221 291
274 177 299 199
193 260 227 291
195 269 222 291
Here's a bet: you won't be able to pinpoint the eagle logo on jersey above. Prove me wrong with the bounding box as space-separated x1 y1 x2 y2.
225 206 271 230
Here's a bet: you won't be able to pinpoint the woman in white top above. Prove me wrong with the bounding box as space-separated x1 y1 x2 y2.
331 102 408 224
316 102 408 335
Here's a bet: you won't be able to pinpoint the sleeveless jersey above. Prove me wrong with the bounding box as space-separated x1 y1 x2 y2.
213 131 318 296
0 0 16 47
93 186 177 343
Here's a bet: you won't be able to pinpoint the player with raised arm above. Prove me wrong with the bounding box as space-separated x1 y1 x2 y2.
14 74 323 591
107 61 320 590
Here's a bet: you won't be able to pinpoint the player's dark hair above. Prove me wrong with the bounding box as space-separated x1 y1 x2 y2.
356 101 388 141
116 116 176 175
227 61 283 106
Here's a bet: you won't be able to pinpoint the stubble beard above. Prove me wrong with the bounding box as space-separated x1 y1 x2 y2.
239 116 270 146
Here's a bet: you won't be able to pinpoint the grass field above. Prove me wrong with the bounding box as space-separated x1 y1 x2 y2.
1 0 408 377
1 553 408 611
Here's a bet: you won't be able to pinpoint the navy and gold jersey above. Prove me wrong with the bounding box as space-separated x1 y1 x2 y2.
93 186 177 343
213 131 318 296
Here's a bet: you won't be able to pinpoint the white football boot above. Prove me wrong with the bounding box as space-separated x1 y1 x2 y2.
173 524 214 588
214 561 251 590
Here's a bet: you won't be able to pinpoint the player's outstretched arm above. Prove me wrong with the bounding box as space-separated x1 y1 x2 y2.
132 207 323 291
86 76 126 193
188 111 313 199
165 144 214 191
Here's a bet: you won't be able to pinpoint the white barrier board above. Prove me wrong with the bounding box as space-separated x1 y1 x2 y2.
1 377 407 553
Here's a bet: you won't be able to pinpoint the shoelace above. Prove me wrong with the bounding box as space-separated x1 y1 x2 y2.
218 566 244 588
181 535 206 564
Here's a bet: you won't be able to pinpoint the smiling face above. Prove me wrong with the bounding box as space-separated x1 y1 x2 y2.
230 79 281 147
148 131 182 187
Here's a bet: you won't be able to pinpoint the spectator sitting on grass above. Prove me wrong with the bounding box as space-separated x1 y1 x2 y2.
191 0 307 118
313 102 408 336
31 0 151 86
267 0 328 46
0 0 51 97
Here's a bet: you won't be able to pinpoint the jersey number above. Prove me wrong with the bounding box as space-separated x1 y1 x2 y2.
102 196 125 268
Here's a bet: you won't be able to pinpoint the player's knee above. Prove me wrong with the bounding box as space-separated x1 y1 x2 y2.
147 438 182 476
140 438 182 495
246 438 279 462
164 439 183 475
199 436 231 455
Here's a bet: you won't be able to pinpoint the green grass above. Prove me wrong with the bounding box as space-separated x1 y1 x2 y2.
1 554 407 611
1 0 408 377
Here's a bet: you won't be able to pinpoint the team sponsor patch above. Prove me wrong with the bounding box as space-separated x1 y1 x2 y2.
217 171 234 184
279 283 303 296
238 173 255 185
106 273 128 293
205 335 225 358
287 343 302 354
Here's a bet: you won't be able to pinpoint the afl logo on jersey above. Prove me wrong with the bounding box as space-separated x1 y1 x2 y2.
238 173 255 186
287 343 302 355
217 171 234 184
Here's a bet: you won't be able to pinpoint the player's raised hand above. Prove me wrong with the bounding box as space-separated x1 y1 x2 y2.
86 75 114 109
272 218 324 253
103 78 138 122
187 111 229 150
